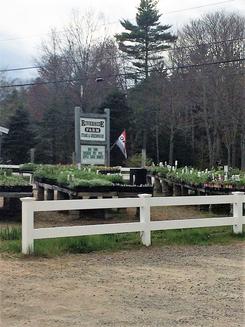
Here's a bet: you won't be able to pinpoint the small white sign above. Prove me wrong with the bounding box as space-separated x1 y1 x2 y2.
0 126 9 134
81 145 105 165
80 118 105 142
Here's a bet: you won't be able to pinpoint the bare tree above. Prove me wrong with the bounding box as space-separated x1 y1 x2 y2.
169 11 245 168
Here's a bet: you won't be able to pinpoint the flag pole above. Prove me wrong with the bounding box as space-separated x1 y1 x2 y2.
110 142 116 151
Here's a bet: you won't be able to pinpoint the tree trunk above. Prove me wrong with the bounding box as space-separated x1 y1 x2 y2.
155 113 159 164
202 82 214 167
142 128 147 166
215 135 221 164
169 126 174 166
241 133 245 170
191 110 195 160
231 142 236 168
227 145 231 167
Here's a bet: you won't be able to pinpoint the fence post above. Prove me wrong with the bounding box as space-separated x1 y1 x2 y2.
21 197 35 254
232 192 244 234
138 194 152 246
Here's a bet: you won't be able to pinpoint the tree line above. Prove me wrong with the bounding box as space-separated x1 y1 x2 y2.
0 0 244 169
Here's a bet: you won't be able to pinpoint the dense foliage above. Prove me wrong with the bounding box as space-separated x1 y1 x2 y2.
2 107 35 164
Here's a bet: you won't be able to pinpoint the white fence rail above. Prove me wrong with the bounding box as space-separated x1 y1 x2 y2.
21 192 245 254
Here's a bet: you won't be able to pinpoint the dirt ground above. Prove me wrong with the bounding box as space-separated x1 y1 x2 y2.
1 243 244 327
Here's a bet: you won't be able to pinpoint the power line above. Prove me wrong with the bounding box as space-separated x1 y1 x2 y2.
1 37 244 74
0 0 236 43
0 65 42 73
167 58 245 70
164 0 235 14
0 57 244 89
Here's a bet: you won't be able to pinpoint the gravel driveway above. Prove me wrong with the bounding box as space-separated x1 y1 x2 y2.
1 243 244 327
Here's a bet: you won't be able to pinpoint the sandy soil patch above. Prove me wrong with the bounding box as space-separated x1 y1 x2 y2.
1 244 244 327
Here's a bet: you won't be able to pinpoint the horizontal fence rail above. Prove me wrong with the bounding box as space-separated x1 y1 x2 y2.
21 192 245 254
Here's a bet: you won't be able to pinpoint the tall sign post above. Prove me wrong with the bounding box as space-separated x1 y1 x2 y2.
75 107 110 167
0 126 9 161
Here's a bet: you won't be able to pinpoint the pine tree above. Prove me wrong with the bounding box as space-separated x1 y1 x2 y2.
115 0 176 79
115 0 176 164
35 98 74 164
2 107 35 164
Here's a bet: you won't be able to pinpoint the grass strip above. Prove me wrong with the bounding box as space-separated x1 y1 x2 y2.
0 225 244 257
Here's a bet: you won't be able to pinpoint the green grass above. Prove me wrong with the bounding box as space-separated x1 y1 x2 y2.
0 226 21 240
0 225 244 257
152 227 245 245
33 233 141 257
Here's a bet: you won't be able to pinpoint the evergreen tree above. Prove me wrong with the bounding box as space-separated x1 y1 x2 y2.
2 107 35 164
115 0 176 164
35 105 63 164
35 98 74 164
115 0 176 79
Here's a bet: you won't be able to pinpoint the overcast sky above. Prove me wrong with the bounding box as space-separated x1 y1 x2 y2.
0 0 244 79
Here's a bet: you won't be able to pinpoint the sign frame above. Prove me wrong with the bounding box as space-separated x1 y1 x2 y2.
0 126 9 134
80 145 106 165
80 117 106 142
75 107 110 166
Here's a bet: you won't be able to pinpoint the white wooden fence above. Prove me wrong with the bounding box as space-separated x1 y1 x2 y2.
21 192 245 254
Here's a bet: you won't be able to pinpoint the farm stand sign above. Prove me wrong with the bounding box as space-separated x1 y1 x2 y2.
80 118 105 141
75 107 110 166
81 145 105 165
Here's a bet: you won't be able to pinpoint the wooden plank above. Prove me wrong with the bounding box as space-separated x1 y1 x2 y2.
0 192 32 198
36 182 55 190
35 181 152 199
36 182 75 196
76 192 117 198
118 192 142 198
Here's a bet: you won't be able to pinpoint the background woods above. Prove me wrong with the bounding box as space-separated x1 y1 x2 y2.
0 1 244 169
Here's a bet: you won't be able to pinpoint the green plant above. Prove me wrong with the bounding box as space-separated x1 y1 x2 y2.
33 164 125 189
0 226 21 240
0 174 29 187
19 163 41 172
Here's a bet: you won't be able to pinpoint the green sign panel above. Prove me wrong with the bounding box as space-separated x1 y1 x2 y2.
81 145 105 165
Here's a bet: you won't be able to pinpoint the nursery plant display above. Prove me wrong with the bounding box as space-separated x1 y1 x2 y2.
33 165 125 191
0 169 32 192
32 164 153 193
149 166 245 190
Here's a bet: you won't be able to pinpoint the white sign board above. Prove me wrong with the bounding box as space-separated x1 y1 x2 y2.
0 126 9 134
80 118 105 142
81 145 105 165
